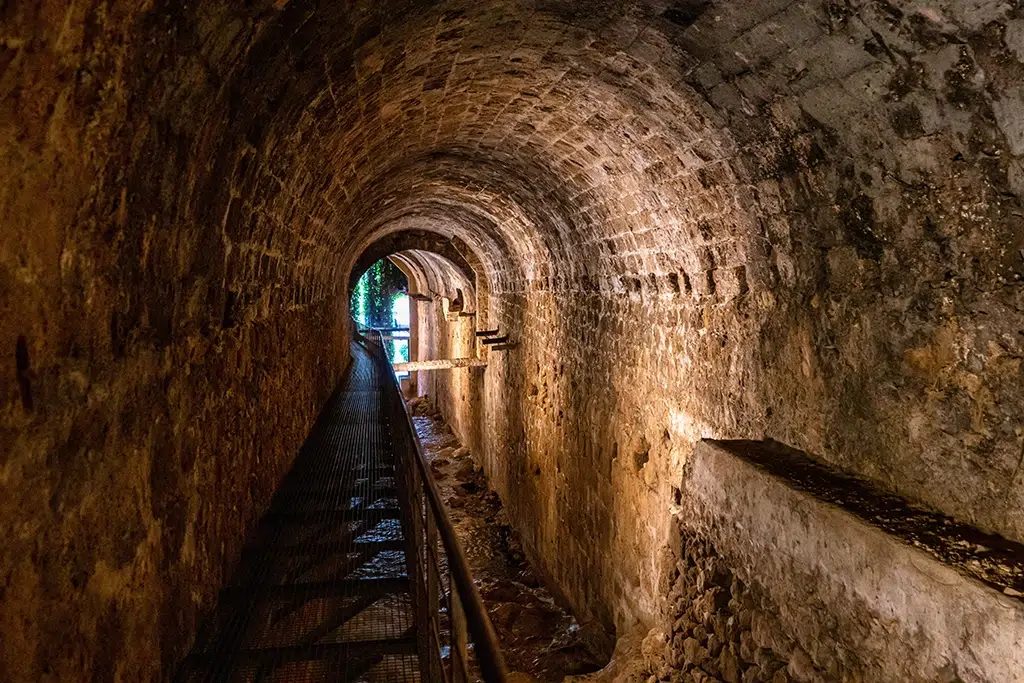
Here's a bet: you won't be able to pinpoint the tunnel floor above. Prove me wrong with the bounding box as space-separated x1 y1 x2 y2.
411 401 609 680
174 343 421 683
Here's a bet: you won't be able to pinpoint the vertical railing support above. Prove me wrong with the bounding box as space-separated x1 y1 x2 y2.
412 466 433 681
425 512 442 680
451 568 469 683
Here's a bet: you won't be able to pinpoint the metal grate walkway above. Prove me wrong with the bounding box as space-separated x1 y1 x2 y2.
175 342 421 683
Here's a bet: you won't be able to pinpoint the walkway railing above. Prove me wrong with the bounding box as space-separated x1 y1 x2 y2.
355 323 509 683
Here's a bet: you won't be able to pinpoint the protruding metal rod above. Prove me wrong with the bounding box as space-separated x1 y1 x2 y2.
475 329 500 337
481 336 509 346
360 326 409 333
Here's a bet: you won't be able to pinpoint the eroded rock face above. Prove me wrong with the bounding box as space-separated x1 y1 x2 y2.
563 532 804 683
3 0 1024 680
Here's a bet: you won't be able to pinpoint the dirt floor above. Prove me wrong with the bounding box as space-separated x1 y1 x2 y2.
409 396 609 682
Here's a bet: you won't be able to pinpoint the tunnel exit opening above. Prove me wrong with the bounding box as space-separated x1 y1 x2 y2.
351 257 411 376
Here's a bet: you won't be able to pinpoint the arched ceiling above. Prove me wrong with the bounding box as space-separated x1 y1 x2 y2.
203 0 1024 317
390 249 477 311
9 0 1021 345
221 0 764 301
349 228 478 293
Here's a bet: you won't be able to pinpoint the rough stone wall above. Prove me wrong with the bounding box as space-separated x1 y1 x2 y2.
669 439 1024 683
412 0 1024 636
1 2 349 680
6 0 1024 678
415 296 484 456
641 530 806 683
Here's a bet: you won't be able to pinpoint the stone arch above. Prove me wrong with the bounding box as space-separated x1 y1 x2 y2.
348 229 477 295
6 1 1024 679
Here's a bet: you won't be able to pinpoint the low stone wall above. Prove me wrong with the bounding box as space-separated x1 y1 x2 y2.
643 533 798 683
652 440 1024 683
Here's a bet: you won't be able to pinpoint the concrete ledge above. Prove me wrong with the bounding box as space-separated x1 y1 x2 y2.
684 440 1024 683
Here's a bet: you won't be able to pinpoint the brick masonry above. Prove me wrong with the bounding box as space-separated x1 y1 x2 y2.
3 0 1024 680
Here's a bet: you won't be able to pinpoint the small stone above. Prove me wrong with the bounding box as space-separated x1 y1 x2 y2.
683 637 709 668
669 646 685 669
742 666 762 683
739 632 756 663
642 629 669 670
787 648 816 683
754 648 782 674
712 614 730 638
719 647 742 683
455 459 475 479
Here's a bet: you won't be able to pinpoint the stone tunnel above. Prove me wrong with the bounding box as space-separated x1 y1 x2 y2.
3 0 1024 681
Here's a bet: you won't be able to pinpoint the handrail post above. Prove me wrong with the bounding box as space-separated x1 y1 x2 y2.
450 568 469 683
426 511 442 680
412 462 432 682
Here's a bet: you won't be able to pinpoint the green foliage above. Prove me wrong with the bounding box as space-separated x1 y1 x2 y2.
352 259 411 373
394 340 410 363
352 259 407 328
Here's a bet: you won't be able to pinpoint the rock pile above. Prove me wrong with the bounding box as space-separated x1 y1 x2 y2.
639 532 826 683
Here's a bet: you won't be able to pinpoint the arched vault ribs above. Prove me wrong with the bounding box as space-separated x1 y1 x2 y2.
348 229 477 297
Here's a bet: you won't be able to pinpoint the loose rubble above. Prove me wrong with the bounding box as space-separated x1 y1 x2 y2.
567 529 824 683
410 395 609 681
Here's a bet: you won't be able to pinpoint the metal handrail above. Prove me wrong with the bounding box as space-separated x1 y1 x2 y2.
353 320 509 683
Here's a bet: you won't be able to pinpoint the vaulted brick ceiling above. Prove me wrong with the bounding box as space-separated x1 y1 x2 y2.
3 1 1024 680
9 1 1020 341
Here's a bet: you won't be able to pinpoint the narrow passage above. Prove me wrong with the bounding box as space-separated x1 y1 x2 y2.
409 398 609 681
174 343 419 682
